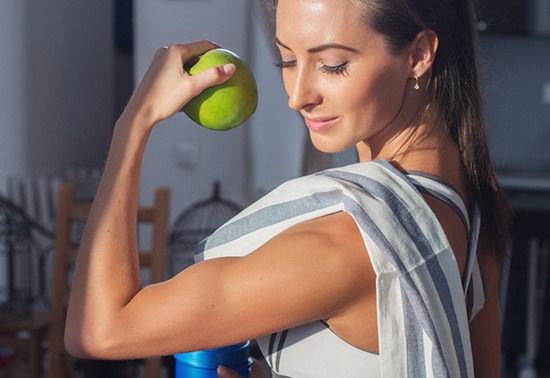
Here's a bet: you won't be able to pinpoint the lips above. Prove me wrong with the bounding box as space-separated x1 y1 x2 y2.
303 116 338 132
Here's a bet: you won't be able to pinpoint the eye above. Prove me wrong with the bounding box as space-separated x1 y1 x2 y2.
321 62 349 76
274 60 296 70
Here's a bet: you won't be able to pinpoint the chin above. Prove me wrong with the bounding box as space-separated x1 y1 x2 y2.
309 133 353 155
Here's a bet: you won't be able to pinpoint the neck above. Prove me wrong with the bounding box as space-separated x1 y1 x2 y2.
356 99 438 163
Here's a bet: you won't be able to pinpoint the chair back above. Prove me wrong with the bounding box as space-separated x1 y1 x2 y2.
47 183 170 378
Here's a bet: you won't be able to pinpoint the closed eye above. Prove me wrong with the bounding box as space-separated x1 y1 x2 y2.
321 62 349 76
274 60 297 70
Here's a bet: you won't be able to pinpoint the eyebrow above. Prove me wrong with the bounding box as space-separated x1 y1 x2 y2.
274 37 359 54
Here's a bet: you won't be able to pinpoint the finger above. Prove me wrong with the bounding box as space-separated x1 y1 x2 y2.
217 365 241 378
181 39 221 59
250 360 270 378
162 40 220 65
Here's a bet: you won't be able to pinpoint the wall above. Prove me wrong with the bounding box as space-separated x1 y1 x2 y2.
134 0 302 221
0 0 114 195
0 1 29 191
26 1 114 177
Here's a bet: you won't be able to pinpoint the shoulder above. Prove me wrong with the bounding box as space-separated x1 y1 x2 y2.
199 160 396 260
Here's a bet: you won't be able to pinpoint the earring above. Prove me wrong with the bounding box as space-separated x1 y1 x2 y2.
413 76 420 91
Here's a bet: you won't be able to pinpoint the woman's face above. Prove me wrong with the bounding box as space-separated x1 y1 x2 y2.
275 0 415 158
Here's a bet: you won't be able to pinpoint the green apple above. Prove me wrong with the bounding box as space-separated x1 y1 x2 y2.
182 48 258 131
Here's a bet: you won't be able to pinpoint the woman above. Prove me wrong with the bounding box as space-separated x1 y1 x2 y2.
65 0 510 377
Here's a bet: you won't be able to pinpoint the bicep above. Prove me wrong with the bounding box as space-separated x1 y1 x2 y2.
103 212 371 359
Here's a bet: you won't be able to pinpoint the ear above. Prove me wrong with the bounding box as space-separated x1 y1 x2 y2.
408 29 438 79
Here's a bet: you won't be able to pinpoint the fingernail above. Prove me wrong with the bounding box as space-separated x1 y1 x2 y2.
222 63 236 75
217 365 231 377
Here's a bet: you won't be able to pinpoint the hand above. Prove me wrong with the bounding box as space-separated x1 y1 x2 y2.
217 358 270 378
122 40 236 129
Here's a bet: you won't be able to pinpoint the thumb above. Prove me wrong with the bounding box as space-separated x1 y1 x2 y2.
189 63 236 96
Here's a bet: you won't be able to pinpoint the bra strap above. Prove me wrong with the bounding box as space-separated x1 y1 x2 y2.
406 172 485 319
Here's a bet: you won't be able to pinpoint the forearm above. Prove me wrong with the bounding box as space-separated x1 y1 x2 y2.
65 114 152 354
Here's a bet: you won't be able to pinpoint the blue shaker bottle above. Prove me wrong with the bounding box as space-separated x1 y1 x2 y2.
174 341 251 378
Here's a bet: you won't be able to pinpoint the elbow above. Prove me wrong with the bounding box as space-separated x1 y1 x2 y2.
64 327 95 359
64 321 116 360
65 307 91 358
64 324 101 359
64 328 89 359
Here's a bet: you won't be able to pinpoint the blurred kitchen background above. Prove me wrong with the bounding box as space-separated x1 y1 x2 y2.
0 0 549 377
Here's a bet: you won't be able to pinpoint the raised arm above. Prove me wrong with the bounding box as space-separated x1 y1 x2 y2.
64 40 238 356
64 40 374 360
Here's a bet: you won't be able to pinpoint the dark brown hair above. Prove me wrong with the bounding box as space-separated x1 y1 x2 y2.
360 0 510 261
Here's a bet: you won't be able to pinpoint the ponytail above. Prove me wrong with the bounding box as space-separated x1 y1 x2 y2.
365 0 512 261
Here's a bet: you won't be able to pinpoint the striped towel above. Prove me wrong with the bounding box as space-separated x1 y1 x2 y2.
196 159 478 377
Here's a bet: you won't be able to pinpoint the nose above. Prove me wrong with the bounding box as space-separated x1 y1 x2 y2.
286 69 321 111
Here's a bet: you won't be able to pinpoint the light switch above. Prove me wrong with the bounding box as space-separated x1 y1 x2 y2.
543 83 550 105
173 142 199 169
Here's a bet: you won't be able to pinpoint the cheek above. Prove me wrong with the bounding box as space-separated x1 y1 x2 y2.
354 69 405 119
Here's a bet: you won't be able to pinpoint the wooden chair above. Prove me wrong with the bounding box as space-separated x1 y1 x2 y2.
47 183 171 378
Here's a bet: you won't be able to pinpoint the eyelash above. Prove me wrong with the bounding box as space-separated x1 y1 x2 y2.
321 62 349 76
274 61 349 76
273 60 296 70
